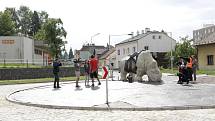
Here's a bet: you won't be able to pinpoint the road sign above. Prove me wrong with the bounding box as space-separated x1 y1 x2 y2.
102 66 108 79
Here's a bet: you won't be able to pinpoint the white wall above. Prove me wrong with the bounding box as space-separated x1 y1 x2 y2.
0 36 37 63
115 41 137 68
138 33 176 52
23 37 34 62
0 36 24 62
109 50 117 69
115 32 176 68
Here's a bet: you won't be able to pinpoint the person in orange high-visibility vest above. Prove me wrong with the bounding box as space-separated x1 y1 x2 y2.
186 56 193 82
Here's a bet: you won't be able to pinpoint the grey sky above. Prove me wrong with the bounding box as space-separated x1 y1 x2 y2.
0 0 215 51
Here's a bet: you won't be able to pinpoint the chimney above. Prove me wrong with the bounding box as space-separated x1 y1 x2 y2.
141 30 144 34
136 30 139 35
131 32 134 37
145 28 150 33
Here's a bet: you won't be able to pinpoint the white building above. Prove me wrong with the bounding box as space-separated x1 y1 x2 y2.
115 28 176 68
0 36 51 65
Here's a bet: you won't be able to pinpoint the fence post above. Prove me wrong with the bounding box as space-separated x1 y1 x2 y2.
26 59 28 68
46 58 48 66
3 59 6 68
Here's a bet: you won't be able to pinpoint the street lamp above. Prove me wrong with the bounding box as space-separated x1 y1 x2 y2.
105 33 133 104
168 32 174 73
90 33 100 56
108 33 133 76
108 33 133 50
91 33 100 44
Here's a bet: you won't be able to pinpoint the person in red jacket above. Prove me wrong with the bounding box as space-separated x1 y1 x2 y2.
89 55 101 87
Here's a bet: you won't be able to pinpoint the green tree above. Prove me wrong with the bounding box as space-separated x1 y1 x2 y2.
38 11 49 23
0 10 15 36
174 36 196 58
5 7 20 33
61 51 69 59
37 18 67 58
68 47 74 59
31 11 40 36
17 6 33 36
167 36 196 67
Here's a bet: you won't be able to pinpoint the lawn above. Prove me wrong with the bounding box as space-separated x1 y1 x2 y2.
0 76 85 85
160 68 215 76
0 63 48 68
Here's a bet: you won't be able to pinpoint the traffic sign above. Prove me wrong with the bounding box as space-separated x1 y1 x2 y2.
102 66 108 79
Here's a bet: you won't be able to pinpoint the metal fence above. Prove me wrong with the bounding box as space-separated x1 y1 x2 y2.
0 59 74 68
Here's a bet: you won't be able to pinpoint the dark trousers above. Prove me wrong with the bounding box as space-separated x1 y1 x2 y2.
54 73 59 87
187 68 193 81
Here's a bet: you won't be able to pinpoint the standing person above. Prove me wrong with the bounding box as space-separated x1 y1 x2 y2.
53 59 62 88
74 59 81 88
192 55 198 81
176 57 186 84
84 60 90 86
89 55 101 87
186 56 193 83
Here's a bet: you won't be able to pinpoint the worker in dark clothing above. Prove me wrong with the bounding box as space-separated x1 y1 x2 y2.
53 59 62 88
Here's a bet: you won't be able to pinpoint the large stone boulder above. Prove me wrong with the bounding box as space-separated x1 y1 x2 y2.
119 50 162 82
135 51 162 82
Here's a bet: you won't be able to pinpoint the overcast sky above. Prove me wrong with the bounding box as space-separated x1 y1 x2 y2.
1 0 215 51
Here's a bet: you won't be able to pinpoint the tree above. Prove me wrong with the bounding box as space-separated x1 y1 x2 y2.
174 36 196 58
36 18 67 58
166 36 196 67
31 11 40 36
68 47 74 59
17 6 33 36
61 51 69 59
0 10 15 36
5 7 20 33
38 11 49 23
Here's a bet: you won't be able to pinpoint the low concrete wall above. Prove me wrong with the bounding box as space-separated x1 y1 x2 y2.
0 67 84 80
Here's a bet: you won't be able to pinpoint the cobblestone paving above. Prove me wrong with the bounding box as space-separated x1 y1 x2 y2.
1 77 215 121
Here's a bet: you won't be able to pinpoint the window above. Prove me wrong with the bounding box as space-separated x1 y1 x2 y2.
117 49 120 55
1 40 15 44
152 35 155 39
127 48 130 54
158 35 162 39
35 49 42 55
133 47 136 53
123 48 125 55
144 46 149 50
207 55 214 65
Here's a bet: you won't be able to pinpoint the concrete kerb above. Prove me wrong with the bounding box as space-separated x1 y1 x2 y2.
7 93 215 111
5 80 215 111
7 89 215 111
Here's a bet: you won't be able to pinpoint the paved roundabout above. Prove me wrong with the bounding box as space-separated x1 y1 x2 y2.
6 74 215 111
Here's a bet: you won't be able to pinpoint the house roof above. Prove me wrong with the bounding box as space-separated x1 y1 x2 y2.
75 44 108 56
80 45 106 51
115 31 166 45
99 48 116 59
194 32 215 46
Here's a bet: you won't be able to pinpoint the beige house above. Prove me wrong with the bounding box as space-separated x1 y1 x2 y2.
194 27 215 70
